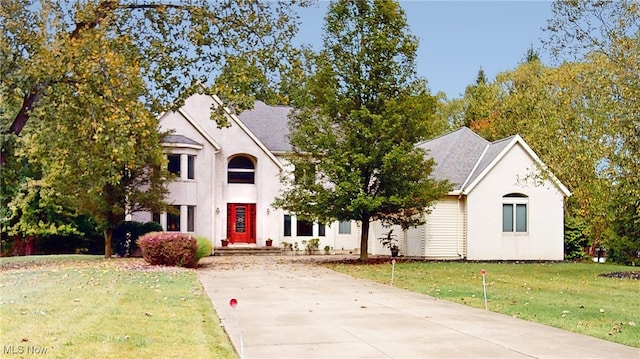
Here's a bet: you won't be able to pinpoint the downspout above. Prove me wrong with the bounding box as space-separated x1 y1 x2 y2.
212 148 221 254
457 194 463 259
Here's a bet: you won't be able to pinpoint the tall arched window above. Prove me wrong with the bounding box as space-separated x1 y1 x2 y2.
502 193 528 233
228 156 255 184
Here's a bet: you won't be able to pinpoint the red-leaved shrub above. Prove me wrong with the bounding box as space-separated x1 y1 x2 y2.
137 232 198 267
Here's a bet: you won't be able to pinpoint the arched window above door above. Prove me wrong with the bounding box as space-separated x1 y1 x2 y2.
228 155 255 184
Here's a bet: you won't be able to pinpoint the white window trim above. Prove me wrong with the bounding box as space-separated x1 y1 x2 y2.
502 196 528 234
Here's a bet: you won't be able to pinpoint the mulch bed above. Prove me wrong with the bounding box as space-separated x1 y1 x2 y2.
599 271 640 280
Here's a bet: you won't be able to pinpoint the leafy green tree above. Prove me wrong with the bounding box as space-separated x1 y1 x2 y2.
275 0 450 260
0 0 307 163
462 67 499 130
1 0 308 257
564 215 589 260
523 46 541 63
435 1 639 261
433 92 465 132
9 30 170 257
545 0 639 259
460 59 615 256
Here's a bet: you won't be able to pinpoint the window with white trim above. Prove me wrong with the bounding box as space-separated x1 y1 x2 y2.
284 215 292 236
228 156 255 184
296 219 313 236
318 223 326 237
338 221 351 234
502 193 528 233
167 154 195 180
187 206 195 232
187 155 195 180
167 205 181 231
168 154 181 176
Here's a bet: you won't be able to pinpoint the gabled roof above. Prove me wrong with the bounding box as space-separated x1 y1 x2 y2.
417 127 489 190
210 95 286 170
173 108 222 151
419 127 570 197
461 135 514 190
238 101 292 153
160 94 285 170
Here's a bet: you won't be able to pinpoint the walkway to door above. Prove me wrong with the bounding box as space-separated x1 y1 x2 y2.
198 256 638 359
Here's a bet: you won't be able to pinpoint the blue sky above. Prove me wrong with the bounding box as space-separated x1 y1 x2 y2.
295 1 555 99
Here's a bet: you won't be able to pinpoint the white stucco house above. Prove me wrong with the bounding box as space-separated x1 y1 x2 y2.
131 93 362 253
368 127 571 260
133 94 570 260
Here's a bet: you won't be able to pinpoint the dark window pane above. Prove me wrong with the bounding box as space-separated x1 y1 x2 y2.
229 156 254 169
187 155 195 179
167 205 181 232
168 154 180 176
187 206 195 232
228 171 255 184
502 204 513 232
297 219 313 236
228 156 255 184
516 204 527 232
318 223 325 237
284 215 291 236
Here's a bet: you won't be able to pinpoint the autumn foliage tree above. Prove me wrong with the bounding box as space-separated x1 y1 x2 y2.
275 0 450 260
450 0 639 261
1 0 307 257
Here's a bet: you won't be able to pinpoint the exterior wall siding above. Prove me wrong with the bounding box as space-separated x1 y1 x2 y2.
404 224 426 257
424 196 465 259
465 144 565 260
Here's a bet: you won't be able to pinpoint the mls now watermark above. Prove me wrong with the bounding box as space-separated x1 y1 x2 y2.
3 345 49 355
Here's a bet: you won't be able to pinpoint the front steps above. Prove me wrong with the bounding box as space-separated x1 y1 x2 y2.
213 246 282 256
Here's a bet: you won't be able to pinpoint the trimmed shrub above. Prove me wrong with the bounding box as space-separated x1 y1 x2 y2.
113 221 163 257
142 221 163 233
138 232 198 267
194 235 212 263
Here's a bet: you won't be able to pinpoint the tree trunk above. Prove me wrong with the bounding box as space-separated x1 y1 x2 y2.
104 228 113 259
359 218 370 261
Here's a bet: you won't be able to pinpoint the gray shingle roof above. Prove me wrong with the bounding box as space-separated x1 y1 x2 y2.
163 134 202 146
236 103 521 194
463 135 515 189
418 127 489 190
238 101 292 152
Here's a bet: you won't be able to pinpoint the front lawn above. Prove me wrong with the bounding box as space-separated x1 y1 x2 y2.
0 255 237 359
326 260 639 348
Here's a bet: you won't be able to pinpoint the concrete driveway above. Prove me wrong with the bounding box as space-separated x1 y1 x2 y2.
198 256 638 359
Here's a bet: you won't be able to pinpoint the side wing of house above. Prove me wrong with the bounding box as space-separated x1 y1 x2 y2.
399 128 569 261
464 140 567 260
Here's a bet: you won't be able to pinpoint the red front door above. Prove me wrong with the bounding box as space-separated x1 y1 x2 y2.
227 203 256 244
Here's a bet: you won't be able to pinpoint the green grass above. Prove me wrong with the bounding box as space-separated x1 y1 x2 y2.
326 260 639 348
0 255 237 359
